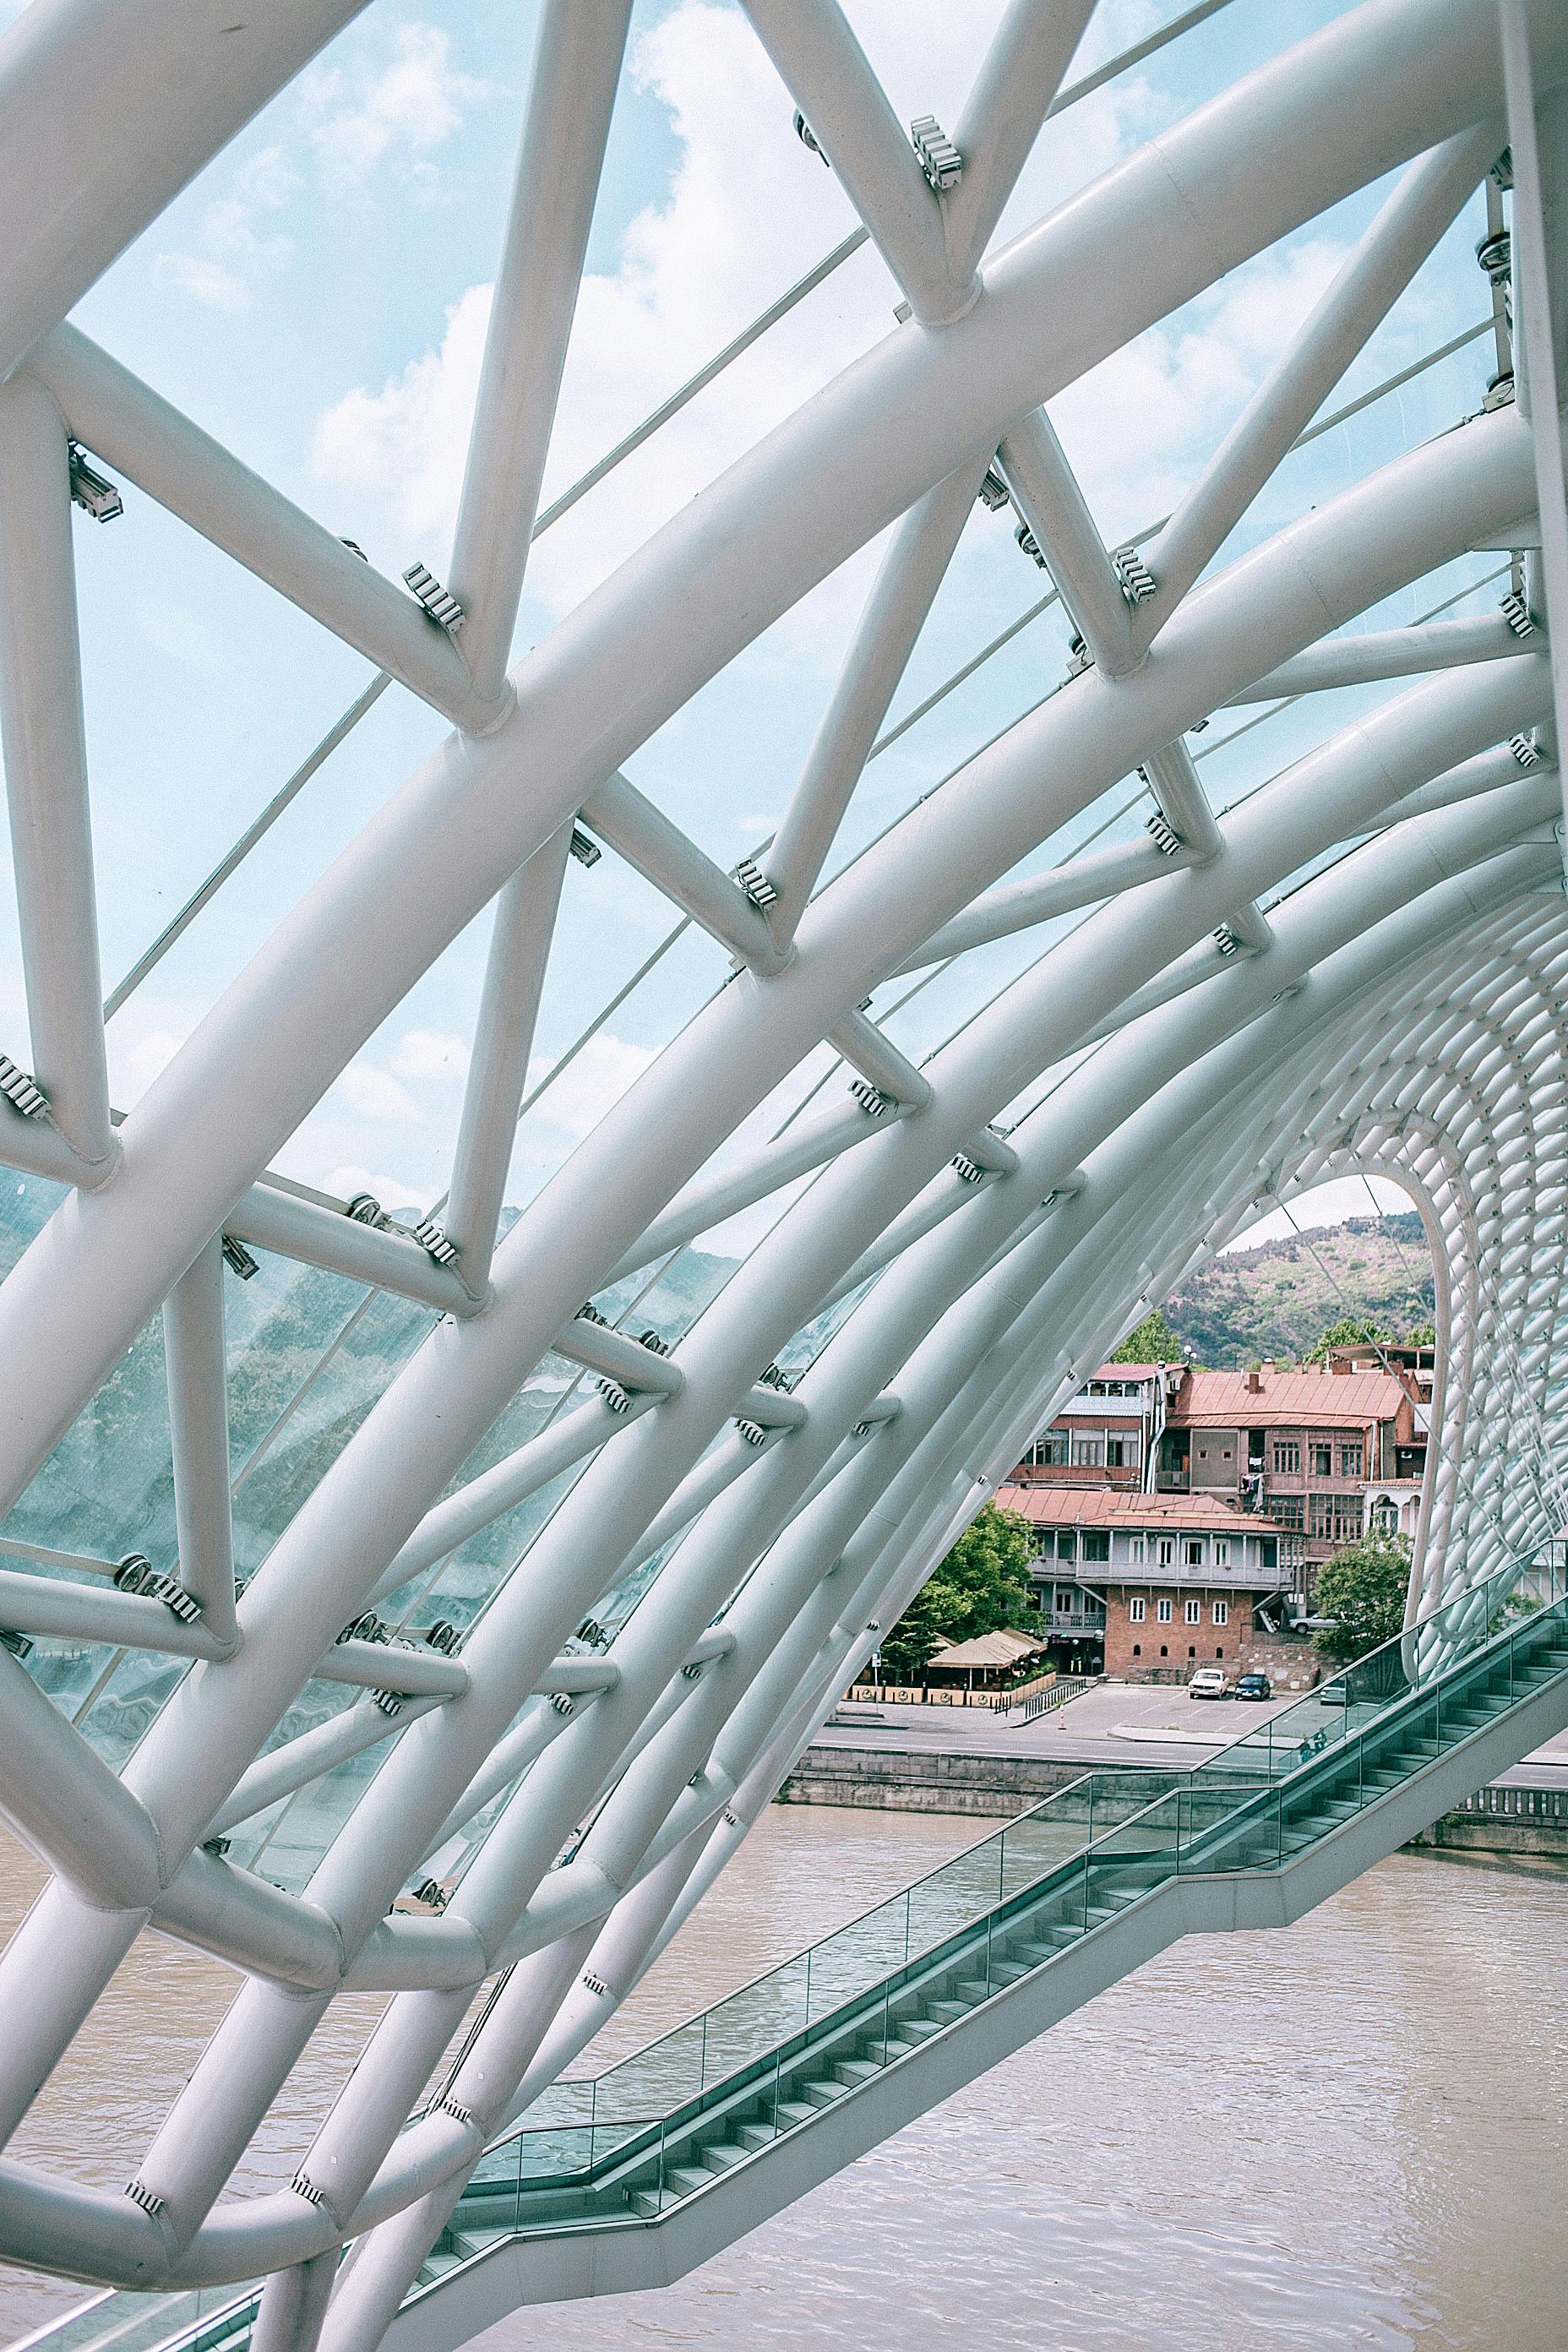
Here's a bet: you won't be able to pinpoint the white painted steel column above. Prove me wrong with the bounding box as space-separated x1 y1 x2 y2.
0 370 113 1166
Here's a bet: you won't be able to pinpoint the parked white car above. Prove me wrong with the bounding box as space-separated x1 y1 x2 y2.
1187 1666 1230 1700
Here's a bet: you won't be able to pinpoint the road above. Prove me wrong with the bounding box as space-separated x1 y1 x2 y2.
814 1683 1568 1788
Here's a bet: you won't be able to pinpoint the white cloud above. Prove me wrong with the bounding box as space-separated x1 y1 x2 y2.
311 282 491 553
325 1163 428 1216
525 1032 656 1145
334 1059 423 1123
155 143 299 313
389 1026 471 1081
308 24 487 189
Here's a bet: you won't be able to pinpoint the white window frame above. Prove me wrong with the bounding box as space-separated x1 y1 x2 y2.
1157 1597 1173 1624
1184 1598 1201 1625
1129 1596 1146 1624
1212 1600 1229 1626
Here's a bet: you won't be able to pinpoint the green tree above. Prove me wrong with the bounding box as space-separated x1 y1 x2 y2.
1108 1307 1185 1364
878 1503 1039 1684
1308 1313 1390 1364
1313 1531 1412 1661
1402 1320 1436 1348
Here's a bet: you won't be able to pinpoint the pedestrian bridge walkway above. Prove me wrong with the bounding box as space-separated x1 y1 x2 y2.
27 1554 1568 2352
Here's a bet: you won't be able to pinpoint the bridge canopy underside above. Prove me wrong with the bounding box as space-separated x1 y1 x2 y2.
0 3 1566 2349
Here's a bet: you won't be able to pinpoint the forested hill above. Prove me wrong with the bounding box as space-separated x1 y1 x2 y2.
1164 1212 1435 1369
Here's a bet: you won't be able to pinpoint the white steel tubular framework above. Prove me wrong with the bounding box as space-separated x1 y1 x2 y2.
0 3 1566 2349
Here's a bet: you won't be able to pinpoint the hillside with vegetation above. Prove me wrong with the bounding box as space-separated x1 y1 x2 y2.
1160 1211 1435 1369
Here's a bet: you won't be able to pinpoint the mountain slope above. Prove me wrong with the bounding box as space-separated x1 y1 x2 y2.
1164 1211 1435 1369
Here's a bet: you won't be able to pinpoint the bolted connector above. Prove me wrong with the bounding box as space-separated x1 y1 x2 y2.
202 1834 231 1859
0 1628 32 1659
569 825 602 868
290 2173 327 2208
736 1418 767 1448
68 444 122 523
1476 229 1511 290
1511 732 1542 770
125 2180 166 2219
909 113 961 191
1483 370 1516 412
638 1328 671 1356
220 1233 259 1281
951 1152 986 1185
760 1361 798 1392
581 1971 610 1998
115 1554 202 1623
850 1077 895 1119
340 537 369 562
578 1298 607 1326
402 561 465 634
1065 634 1092 677
722 1807 741 1830
681 1661 703 1680
424 1619 460 1653
0 1055 46 1119
338 1611 386 1646
431 2094 474 2125
1113 547 1157 604
371 1689 403 1718
413 1217 459 1268
598 1377 631 1415
1213 923 1242 959
576 1614 608 1650
793 109 827 164
733 858 778 909
1500 591 1536 639
411 1876 448 1911
1491 147 1513 191
1146 809 1184 857
977 466 1010 512
550 1690 575 1716
346 1192 393 1229
1015 520 1047 569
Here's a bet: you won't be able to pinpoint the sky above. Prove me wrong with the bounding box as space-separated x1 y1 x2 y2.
0 0 1510 1244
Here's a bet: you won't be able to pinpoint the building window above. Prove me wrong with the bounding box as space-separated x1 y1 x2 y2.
1260 1538 1278 1571
1311 1441 1332 1477
1271 1494 1305 1531
1159 1645 1168 1658
1184 1538 1203 1566
1026 1431 1070 1466
1370 1496 1397 1535
1272 1439 1300 1473
1129 1534 1146 1565
1132 1643 1141 1657
1072 1435 1104 1467
1215 1538 1231 1567
1188 1644 1197 1658
1157 1538 1175 1568
1216 1646 1224 1658
1212 1599 1228 1625
1184 1598 1200 1625
1309 1494 1364 1544
1056 1531 1078 1560
1129 1597 1146 1623
1157 1598 1173 1624
1081 1529 1110 1564
1338 1440 1364 1478
1054 1587 1076 1613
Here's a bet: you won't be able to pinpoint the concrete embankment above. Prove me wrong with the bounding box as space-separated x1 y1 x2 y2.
779 1741 1568 1857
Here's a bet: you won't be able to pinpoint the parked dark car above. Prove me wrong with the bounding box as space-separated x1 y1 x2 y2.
1234 1671 1271 1701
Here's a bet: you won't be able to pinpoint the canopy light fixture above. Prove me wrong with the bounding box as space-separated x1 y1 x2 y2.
977 466 1010 511
1113 547 1157 603
413 1217 459 1268
851 1077 895 1119
792 109 827 163
402 562 465 634
909 114 961 191
1500 591 1536 638
734 858 778 909
220 1234 259 1281
67 444 122 522
0 1055 46 1119
569 825 602 868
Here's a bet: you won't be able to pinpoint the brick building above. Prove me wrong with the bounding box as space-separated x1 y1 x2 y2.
999 1484 1300 1683
1011 1358 1427 1598
1155 1363 1425 1579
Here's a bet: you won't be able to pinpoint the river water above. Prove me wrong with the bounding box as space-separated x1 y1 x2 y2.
2 1810 1565 2350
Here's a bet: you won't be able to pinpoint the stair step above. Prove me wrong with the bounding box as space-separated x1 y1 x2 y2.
1043 1923 1081 1949
988 1958 1032 1984
736 2121 778 2151
774 2099 818 2129
1009 1940 1058 1965
832 2057 883 2087
451 2226 510 2257
895 2015 944 2040
629 2187 678 2218
861 2036 923 2064
925 1997 971 2021
955 1978 993 2002
699 2141 750 2173
801 2077 849 2107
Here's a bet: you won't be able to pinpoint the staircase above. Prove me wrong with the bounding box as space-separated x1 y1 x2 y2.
20 1560 1568 2352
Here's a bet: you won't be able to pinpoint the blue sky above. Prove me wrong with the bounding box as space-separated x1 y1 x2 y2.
0 0 1503 1244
